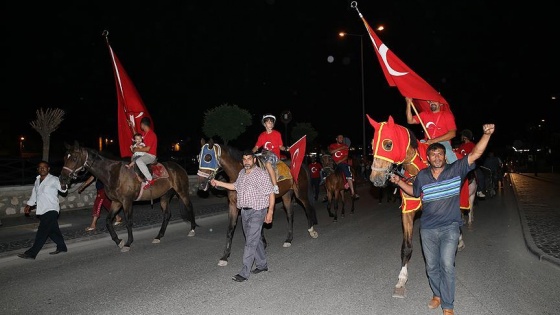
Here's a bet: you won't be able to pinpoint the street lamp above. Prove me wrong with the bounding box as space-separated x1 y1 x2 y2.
339 31 366 159
19 136 25 157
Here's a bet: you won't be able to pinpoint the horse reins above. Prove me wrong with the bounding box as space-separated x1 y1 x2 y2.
63 149 91 180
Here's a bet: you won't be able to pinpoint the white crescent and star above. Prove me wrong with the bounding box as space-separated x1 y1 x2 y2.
263 141 274 151
369 32 409 77
334 151 343 158
425 122 435 129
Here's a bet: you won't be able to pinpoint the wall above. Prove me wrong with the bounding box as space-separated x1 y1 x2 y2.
0 175 201 219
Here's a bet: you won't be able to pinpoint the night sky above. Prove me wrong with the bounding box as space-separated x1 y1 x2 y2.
3 1 559 159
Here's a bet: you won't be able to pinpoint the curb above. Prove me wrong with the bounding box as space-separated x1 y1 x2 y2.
509 174 560 269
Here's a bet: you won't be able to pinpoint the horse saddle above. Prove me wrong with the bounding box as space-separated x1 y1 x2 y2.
134 162 169 182
256 157 292 182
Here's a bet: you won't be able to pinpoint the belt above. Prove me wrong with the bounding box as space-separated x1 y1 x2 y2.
241 207 252 210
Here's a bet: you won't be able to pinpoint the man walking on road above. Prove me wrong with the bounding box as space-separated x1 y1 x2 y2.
18 161 68 259
210 150 275 282
390 124 495 315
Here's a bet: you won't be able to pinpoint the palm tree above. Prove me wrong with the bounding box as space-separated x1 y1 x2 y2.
30 108 65 161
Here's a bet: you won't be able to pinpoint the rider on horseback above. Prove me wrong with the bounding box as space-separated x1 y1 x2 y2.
328 134 359 200
252 114 286 195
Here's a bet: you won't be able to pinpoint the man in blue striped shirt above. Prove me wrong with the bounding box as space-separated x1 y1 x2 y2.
390 124 495 315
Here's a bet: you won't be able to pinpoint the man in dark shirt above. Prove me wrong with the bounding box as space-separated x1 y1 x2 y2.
390 124 495 315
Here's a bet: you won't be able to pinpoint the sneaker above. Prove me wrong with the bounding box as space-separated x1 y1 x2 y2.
476 191 486 198
143 179 155 190
273 185 279 194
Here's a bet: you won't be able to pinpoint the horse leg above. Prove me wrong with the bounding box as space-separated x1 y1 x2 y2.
293 181 319 239
121 200 134 252
393 211 415 298
282 194 295 247
326 188 334 218
106 201 123 248
350 191 355 214
176 190 197 236
340 190 346 219
218 200 239 267
153 191 172 243
458 228 466 252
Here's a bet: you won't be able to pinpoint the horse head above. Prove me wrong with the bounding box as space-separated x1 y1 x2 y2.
196 138 222 191
60 140 90 186
367 115 414 187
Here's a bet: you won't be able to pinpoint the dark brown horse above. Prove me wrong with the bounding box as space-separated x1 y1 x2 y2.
196 139 318 267
321 155 355 222
366 115 475 298
59 142 197 252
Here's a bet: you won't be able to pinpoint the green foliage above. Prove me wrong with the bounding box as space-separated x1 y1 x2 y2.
202 103 252 145
291 122 318 144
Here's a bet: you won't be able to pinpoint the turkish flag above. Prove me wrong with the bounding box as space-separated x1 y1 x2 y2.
288 135 306 184
105 36 153 158
359 15 451 114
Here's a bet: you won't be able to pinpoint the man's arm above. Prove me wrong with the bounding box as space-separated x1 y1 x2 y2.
264 193 275 224
426 129 457 145
467 124 495 166
389 174 414 196
210 179 236 191
405 97 418 124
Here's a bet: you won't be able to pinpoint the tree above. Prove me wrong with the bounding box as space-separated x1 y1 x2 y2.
30 108 65 161
290 122 318 145
202 103 252 145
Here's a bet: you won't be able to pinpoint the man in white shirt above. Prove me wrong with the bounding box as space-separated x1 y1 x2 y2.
18 161 68 259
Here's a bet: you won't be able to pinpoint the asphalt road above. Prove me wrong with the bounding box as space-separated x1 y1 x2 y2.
1 182 559 315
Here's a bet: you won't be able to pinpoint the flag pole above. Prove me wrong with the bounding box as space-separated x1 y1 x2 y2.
408 98 432 140
102 30 136 136
351 2 432 140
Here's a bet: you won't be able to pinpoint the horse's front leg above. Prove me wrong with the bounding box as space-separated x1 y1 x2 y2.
153 192 172 243
218 203 239 267
340 191 346 219
282 195 294 247
106 201 123 248
393 211 415 298
121 200 134 252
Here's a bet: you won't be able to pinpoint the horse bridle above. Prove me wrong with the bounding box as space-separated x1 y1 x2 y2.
197 144 222 182
63 149 91 180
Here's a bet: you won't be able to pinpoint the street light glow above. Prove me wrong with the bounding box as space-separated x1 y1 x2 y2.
339 32 346 37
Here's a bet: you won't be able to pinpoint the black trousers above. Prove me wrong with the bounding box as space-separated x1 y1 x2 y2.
25 210 67 257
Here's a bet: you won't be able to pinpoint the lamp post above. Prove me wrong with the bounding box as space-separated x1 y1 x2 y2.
339 32 366 159
19 136 25 157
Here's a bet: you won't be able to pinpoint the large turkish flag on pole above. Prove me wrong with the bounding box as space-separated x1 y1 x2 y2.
357 12 451 114
103 31 153 158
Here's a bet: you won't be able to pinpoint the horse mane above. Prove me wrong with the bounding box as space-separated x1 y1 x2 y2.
407 127 419 150
220 144 243 163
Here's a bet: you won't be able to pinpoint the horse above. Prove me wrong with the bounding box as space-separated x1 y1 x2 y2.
59 141 197 252
320 154 356 222
196 138 319 267
366 115 476 298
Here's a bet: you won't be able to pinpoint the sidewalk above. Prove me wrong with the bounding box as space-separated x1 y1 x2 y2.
0 192 230 257
509 172 560 267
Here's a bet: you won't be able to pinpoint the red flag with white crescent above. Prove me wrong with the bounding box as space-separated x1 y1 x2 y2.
288 135 306 183
358 13 452 114
104 33 153 158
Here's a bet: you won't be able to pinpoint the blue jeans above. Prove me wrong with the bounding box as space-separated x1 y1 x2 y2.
420 222 460 310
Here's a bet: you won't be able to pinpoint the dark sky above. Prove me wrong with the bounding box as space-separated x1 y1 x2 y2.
3 1 559 158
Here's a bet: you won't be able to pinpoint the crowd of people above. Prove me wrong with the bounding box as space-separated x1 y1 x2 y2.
12 106 502 315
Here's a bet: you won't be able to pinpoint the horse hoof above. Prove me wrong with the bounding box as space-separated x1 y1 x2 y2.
333 219 337 223
188 230 195 237
218 260 228 267
152 239 161 244
283 242 292 248
309 231 319 239
118 240 124 248
341 215 345 219
121 246 130 252
392 287 406 298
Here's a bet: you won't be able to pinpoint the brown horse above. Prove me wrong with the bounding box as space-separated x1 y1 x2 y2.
196 138 319 267
366 115 475 298
321 155 356 222
59 142 197 252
